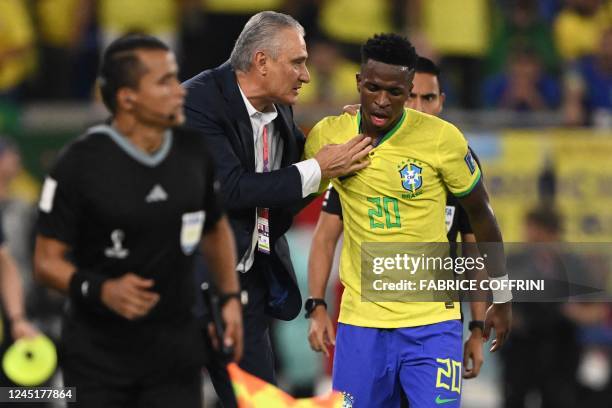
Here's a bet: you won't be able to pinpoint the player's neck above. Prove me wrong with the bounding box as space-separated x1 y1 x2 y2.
361 117 401 143
112 116 166 154
236 71 274 112
361 124 383 141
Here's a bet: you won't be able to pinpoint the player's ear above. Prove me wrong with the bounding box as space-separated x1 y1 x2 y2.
356 73 361 92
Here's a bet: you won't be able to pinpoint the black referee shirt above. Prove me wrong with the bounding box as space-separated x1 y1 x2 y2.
37 125 223 329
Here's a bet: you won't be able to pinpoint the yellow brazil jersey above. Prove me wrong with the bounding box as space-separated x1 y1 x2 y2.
304 109 481 328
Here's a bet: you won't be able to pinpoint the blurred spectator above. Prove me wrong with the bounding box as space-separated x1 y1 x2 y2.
32 0 94 100
0 0 36 102
179 0 287 79
483 47 561 111
563 28 612 126
0 139 37 340
564 303 612 405
501 205 580 408
488 0 559 75
298 40 360 106
0 138 47 340
318 0 399 63
554 0 612 61
0 140 38 291
97 0 179 51
417 0 492 108
0 138 40 398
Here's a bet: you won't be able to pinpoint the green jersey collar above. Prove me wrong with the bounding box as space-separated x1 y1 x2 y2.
358 109 406 147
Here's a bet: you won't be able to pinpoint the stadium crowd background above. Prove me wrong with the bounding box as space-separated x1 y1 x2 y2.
0 0 611 407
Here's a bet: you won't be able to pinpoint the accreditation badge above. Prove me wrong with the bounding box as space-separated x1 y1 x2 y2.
257 208 270 254
180 210 205 255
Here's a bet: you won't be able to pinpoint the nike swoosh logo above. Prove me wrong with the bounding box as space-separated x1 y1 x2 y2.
435 395 458 404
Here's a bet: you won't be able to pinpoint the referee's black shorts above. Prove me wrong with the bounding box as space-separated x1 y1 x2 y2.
60 316 206 408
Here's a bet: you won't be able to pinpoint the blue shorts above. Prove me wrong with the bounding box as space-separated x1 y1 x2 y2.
332 320 463 408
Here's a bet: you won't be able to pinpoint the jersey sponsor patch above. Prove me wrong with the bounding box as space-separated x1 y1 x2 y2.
445 206 456 232
181 210 205 255
39 177 57 213
464 151 476 174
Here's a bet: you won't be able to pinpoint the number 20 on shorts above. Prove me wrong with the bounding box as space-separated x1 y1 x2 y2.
436 358 462 394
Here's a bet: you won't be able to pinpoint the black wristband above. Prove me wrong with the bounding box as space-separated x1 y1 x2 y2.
468 320 485 332
68 270 107 308
218 292 242 307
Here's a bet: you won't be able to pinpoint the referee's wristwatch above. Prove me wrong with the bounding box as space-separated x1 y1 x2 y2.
304 297 327 318
468 320 485 333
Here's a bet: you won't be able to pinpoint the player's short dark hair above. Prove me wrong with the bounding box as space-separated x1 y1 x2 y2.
526 205 563 234
98 34 170 114
361 33 418 70
415 56 443 93
416 57 440 78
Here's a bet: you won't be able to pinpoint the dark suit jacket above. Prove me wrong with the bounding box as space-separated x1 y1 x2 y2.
183 62 307 320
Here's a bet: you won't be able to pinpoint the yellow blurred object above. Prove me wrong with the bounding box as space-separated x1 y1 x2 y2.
36 0 81 47
2 335 57 386
554 1 612 60
299 61 360 105
319 0 393 44
203 0 283 14
480 130 612 242
9 170 41 205
98 0 177 35
0 0 36 92
421 0 490 57
228 363 343 407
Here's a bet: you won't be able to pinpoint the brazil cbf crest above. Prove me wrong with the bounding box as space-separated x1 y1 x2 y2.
398 159 424 198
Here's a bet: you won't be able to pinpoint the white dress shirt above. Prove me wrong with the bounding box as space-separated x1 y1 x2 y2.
236 86 321 272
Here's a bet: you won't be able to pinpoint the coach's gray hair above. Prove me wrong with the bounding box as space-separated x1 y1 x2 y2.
230 11 305 72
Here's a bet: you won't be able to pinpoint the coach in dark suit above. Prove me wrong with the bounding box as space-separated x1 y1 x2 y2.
183 11 371 406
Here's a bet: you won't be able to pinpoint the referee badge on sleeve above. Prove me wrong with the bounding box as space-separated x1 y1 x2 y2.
39 177 57 213
180 210 205 255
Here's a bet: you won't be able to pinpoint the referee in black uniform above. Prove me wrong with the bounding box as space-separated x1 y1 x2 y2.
33 35 242 408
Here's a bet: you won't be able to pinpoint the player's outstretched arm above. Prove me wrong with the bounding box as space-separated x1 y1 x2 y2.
461 233 486 378
458 181 512 352
0 245 39 339
201 216 243 362
307 211 343 357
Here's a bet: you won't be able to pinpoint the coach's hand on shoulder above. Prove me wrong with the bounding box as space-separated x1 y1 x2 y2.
308 307 335 358
222 297 243 362
483 302 512 352
342 104 360 116
101 273 160 320
315 134 372 179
